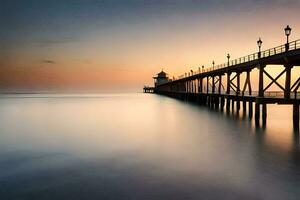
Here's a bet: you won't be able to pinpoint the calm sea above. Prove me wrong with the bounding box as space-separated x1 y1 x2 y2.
0 93 299 200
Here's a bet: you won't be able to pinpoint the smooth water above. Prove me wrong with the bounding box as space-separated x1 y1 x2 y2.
0 93 299 200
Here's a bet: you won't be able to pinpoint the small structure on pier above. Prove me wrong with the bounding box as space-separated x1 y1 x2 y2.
143 86 154 93
143 70 170 93
153 70 169 86
143 70 169 93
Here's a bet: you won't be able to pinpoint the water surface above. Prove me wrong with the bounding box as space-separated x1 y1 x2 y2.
0 93 299 200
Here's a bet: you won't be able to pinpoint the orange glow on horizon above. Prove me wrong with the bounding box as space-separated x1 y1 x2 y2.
1 4 300 92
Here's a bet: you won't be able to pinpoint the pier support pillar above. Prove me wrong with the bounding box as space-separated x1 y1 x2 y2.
220 97 225 111
226 98 230 113
293 104 299 132
258 64 266 97
198 95 202 105
255 103 260 127
285 65 293 99
212 97 216 109
218 75 222 94
242 101 247 117
262 104 267 129
204 95 207 105
232 99 235 114
227 72 231 95
212 76 215 94
208 96 212 108
237 72 241 95
215 97 219 110
249 102 253 119
236 100 240 112
199 78 203 94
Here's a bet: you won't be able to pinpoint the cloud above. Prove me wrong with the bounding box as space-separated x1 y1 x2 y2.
35 37 75 47
42 59 56 64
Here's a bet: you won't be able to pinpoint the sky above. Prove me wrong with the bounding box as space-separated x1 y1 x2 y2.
0 0 300 92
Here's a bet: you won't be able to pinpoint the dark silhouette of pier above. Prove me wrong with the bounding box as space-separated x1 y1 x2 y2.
143 86 154 93
144 26 300 131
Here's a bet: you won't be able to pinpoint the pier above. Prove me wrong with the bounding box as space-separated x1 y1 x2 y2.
145 27 300 131
143 86 154 93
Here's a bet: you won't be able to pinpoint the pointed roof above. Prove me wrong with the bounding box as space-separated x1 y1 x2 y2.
157 70 167 77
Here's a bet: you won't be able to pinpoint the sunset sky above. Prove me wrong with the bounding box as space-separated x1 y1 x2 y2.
1 0 300 92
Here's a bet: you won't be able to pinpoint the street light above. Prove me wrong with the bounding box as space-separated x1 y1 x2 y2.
285 25 292 51
227 53 230 66
202 65 204 72
212 61 215 70
257 37 262 58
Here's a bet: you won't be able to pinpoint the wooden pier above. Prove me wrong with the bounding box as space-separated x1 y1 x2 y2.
143 86 154 93
145 35 300 131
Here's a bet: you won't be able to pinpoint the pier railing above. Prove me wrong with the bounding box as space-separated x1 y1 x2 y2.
176 39 300 78
157 39 300 100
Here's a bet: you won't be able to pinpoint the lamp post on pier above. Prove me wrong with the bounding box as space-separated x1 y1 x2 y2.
257 37 262 58
212 61 215 70
285 25 292 51
227 54 230 66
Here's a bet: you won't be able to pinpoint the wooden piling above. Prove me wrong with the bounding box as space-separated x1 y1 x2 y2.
236 100 240 111
249 102 253 119
226 98 230 113
255 103 260 127
262 104 267 128
220 97 225 111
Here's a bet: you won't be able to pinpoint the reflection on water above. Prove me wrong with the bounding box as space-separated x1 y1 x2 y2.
0 93 299 200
